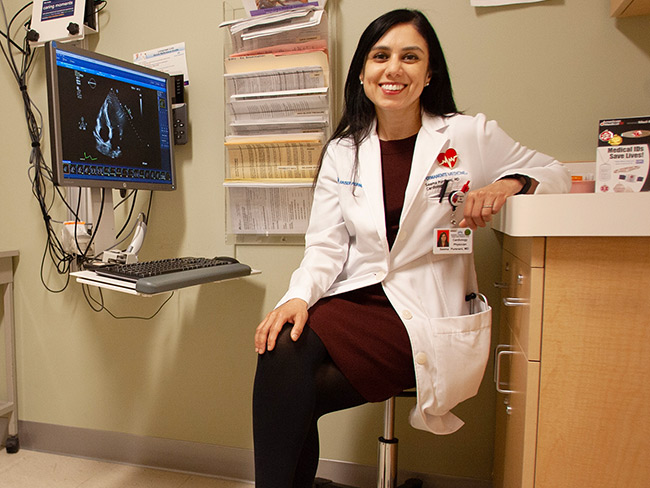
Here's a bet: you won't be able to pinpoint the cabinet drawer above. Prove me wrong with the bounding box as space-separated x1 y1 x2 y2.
502 235 545 268
493 330 540 488
500 250 543 361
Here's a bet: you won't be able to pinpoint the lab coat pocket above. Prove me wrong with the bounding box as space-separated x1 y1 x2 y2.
421 299 492 417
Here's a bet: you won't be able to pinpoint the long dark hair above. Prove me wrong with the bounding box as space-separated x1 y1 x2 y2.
315 9 458 183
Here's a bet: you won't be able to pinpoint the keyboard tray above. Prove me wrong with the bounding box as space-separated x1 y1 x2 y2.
133 262 252 294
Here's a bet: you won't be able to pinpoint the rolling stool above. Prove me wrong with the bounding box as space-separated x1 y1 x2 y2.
314 391 423 488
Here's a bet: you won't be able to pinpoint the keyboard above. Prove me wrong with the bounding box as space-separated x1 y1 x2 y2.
94 257 252 294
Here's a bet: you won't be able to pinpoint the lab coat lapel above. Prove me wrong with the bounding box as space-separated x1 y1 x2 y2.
357 130 388 249
400 116 450 223
356 116 451 253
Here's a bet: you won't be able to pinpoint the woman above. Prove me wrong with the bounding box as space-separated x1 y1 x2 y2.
437 230 449 248
253 8 569 488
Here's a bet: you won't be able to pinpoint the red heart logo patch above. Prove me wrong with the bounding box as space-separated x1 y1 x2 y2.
437 148 458 168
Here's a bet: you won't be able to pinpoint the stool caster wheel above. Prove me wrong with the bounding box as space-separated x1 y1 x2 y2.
398 479 423 488
313 478 353 487
314 479 333 487
5 435 20 454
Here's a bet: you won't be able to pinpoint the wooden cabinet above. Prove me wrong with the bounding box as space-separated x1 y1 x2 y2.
493 235 650 488
493 237 544 488
611 0 650 17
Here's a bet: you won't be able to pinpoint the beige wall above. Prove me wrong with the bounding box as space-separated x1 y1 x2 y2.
1 0 648 482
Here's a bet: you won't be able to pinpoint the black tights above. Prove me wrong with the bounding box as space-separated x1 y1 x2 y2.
253 324 367 488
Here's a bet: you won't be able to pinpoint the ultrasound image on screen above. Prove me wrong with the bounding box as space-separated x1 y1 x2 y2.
56 66 164 170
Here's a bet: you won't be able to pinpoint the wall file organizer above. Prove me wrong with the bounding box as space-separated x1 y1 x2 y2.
221 2 334 244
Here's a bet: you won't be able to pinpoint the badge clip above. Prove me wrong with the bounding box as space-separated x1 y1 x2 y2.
448 181 470 224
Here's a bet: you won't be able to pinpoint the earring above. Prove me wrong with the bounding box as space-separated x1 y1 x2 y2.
425 82 430 87
360 80 364 85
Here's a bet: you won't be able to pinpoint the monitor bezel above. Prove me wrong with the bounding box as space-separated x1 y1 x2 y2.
45 41 177 192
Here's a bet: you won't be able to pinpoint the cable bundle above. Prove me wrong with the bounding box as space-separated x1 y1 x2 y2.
0 1 145 293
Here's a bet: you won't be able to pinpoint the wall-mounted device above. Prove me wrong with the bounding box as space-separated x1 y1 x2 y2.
171 74 188 145
44 41 177 259
29 0 99 47
172 103 188 145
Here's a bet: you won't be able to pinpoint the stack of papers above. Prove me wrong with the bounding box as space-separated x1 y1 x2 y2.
225 132 324 179
242 0 327 17
222 8 328 56
222 20 330 136
224 182 314 235
240 1 327 18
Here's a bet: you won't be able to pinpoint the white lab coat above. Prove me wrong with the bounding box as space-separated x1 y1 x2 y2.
277 113 570 434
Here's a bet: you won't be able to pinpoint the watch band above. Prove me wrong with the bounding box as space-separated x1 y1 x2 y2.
499 174 531 195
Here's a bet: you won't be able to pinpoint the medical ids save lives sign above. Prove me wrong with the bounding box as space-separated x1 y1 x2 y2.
597 116 650 193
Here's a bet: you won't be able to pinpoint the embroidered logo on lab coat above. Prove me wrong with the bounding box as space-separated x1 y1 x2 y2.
337 177 362 188
437 148 458 169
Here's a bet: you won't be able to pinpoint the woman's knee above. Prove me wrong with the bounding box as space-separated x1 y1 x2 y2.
255 324 325 379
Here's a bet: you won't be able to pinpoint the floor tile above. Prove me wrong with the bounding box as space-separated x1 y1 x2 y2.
0 450 253 488
0 450 114 487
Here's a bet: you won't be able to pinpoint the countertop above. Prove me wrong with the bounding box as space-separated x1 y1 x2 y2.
490 192 650 237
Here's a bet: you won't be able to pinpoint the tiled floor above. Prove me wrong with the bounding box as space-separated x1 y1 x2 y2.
0 449 253 488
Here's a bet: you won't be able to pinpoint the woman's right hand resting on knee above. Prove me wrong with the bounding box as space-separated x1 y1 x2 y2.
255 298 309 354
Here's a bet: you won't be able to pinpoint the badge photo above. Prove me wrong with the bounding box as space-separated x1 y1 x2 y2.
433 228 473 254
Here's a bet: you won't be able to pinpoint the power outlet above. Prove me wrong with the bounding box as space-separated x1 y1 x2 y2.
172 103 188 145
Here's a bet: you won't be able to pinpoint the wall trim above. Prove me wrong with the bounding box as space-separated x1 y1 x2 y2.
18 421 491 488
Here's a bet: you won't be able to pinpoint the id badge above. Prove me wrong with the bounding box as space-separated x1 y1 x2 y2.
433 228 473 254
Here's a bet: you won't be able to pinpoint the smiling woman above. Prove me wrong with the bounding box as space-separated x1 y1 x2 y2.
251 8 570 488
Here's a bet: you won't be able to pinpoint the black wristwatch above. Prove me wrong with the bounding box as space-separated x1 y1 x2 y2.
499 174 531 195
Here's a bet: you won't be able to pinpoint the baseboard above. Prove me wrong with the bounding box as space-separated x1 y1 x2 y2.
18 420 255 482
18 421 491 488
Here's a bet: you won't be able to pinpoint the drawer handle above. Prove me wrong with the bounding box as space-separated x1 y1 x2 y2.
495 349 516 394
493 344 512 383
503 297 529 307
493 281 508 289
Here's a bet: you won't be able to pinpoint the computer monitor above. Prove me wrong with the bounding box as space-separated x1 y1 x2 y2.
45 41 176 192
44 41 176 258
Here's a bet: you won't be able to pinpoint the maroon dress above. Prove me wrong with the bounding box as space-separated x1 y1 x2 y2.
307 135 417 402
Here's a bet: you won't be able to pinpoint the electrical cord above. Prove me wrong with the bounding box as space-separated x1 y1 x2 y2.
0 1 28 54
115 190 138 239
82 284 174 320
0 0 116 291
1 1 174 321
87 0 107 21
144 190 153 225
1 1 75 290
